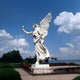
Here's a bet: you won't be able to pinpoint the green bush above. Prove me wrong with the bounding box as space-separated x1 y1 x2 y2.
0 69 22 80
73 76 80 80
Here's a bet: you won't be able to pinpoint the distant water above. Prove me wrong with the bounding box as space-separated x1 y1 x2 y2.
49 60 80 64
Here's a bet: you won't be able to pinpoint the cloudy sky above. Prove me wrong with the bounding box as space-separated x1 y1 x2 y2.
0 0 80 60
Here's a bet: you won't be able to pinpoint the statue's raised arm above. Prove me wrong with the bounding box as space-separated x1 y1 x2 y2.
22 26 33 34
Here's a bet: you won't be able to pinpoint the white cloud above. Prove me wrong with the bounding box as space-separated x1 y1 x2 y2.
59 42 80 60
0 30 12 40
18 48 34 55
8 38 29 48
0 29 33 58
75 36 80 42
66 43 74 48
18 48 35 58
74 36 80 54
59 47 74 60
54 11 80 34
0 48 4 52
60 43 74 55
60 47 71 53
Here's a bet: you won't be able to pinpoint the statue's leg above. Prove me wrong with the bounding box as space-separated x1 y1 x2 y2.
35 51 39 65
34 43 41 65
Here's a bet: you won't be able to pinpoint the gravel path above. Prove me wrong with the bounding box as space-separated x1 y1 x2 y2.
15 68 80 80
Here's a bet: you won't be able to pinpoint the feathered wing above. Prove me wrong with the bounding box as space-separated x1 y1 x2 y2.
40 12 52 39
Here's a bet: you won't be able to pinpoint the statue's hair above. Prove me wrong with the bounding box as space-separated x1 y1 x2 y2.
33 24 39 28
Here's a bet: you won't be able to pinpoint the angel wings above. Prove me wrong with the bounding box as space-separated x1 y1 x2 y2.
39 12 52 39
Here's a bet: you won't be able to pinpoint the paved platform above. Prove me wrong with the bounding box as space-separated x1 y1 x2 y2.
15 68 80 80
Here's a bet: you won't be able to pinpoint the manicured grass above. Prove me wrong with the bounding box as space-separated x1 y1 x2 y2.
9 63 21 68
73 76 80 80
0 68 22 80
0 62 21 69
0 63 12 69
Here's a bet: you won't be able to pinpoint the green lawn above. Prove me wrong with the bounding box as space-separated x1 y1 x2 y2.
0 62 21 69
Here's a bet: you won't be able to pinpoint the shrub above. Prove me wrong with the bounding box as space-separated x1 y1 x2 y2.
73 76 80 80
0 69 22 80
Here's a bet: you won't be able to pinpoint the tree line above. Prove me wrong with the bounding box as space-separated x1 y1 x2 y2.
0 50 36 64
0 50 57 64
0 50 23 63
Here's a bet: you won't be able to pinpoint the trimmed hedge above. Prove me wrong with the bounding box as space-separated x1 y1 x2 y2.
73 76 80 80
0 69 22 80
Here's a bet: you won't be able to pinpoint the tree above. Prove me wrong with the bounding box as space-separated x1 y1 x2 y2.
51 57 54 60
55 58 57 60
2 50 23 63
51 57 57 60
23 55 37 64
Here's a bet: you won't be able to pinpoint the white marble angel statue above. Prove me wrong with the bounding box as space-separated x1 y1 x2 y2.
22 12 52 64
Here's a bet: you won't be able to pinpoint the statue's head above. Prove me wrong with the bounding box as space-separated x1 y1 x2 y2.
33 24 39 29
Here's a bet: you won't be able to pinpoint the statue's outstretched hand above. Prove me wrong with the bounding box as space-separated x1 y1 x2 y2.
22 26 24 31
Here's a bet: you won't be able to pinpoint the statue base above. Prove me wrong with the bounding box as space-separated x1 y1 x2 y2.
29 65 80 75
30 64 53 75
31 64 50 68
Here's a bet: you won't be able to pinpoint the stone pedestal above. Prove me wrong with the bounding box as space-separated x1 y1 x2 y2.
31 64 50 68
30 64 53 75
29 65 80 75
21 64 80 75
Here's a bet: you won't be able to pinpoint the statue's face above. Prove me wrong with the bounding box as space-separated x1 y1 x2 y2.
33 24 36 29
33 24 39 29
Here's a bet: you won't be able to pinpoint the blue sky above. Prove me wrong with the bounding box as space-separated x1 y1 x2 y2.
0 0 80 60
